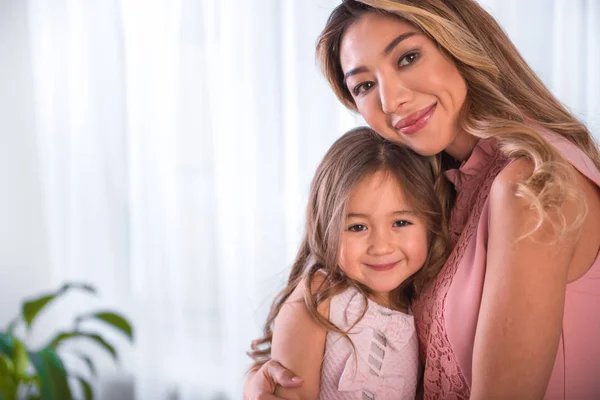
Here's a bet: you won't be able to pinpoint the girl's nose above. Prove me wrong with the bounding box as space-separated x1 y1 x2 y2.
368 228 394 255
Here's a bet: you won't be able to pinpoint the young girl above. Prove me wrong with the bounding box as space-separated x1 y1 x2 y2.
248 127 451 399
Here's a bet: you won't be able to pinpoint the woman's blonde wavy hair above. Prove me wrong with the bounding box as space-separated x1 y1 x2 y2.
248 127 451 371
317 0 600 237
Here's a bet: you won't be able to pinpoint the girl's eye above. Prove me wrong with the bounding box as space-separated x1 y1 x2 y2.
393 220 412 228
348 224 367 232
352 81 374 96
398 52 419 67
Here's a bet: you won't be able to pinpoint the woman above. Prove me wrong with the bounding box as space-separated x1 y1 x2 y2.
245 1 600 399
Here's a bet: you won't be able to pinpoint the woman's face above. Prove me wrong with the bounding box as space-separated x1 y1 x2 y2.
339 12 470 158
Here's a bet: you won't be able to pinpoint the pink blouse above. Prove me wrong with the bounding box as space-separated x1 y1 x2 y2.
412 130 600 399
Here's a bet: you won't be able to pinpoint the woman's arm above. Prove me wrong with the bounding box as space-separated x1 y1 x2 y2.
471 159 580 399
270 275 331 400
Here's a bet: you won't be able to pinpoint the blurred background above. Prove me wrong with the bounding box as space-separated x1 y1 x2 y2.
0 0 598 398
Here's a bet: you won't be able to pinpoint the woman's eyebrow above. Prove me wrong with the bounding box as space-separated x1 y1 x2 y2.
382 31 418 56
343 31 419 84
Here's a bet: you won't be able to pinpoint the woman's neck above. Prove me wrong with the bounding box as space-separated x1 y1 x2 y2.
444 130 480 162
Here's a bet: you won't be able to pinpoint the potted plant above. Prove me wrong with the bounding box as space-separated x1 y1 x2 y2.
0 282 133 400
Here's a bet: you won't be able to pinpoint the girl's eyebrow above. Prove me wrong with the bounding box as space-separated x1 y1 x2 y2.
346 210 417 218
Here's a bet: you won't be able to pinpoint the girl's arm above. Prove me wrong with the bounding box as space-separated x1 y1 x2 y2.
271 274 331 400
471 159 586 399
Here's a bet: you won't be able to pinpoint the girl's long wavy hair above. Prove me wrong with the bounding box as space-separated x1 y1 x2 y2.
248 127 451 371
317 0 600 237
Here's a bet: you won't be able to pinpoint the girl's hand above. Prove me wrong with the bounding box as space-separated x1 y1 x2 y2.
243 360 304 400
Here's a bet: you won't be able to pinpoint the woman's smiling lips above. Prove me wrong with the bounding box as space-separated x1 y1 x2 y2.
365 261 401 271
394 103 437 135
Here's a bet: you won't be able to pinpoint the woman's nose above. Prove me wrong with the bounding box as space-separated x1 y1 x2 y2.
379 76 411 114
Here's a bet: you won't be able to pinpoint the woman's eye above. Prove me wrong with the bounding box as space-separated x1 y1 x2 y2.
393 220 411 228
398 52 419 67
348 224 367 232
352 81 374 96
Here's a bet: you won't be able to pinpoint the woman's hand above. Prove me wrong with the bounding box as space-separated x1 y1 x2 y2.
243 360 304 400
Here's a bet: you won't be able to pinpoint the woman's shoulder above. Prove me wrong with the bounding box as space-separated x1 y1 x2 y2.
533 124 600 185
492 125 600 202
489 157 532 200
487 127 600 280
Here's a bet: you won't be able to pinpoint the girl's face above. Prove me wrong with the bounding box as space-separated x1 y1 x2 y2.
339 170 429 306
339 12 472 160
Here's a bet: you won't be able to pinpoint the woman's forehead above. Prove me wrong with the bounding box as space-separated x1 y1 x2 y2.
339 12 422 71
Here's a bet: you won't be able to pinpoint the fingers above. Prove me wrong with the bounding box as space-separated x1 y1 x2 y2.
243 360 304 400
263 360 304 388
255 394 287 400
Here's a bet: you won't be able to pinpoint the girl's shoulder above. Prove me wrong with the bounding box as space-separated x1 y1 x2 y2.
284 270 332 320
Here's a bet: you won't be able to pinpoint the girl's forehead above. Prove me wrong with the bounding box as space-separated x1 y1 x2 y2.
347 170 411 208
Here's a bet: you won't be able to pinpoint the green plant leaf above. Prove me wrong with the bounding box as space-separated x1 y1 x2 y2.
47 332 118 363
12 337 29 377
76 312 134 342
22 294 55 330
22 282 97 330
74 376 93 400
28 348 73 400
0 353 14 374
0 353 16 400
0 337 17 400
0 334 13 358
59 282 97 295
0 380 16 400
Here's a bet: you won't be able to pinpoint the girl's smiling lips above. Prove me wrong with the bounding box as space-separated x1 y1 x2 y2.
393 103 437 135
365 260 401 271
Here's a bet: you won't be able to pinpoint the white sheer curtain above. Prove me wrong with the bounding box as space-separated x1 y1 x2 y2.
14 0 599 399
25 0 354 398
479 0 600 133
